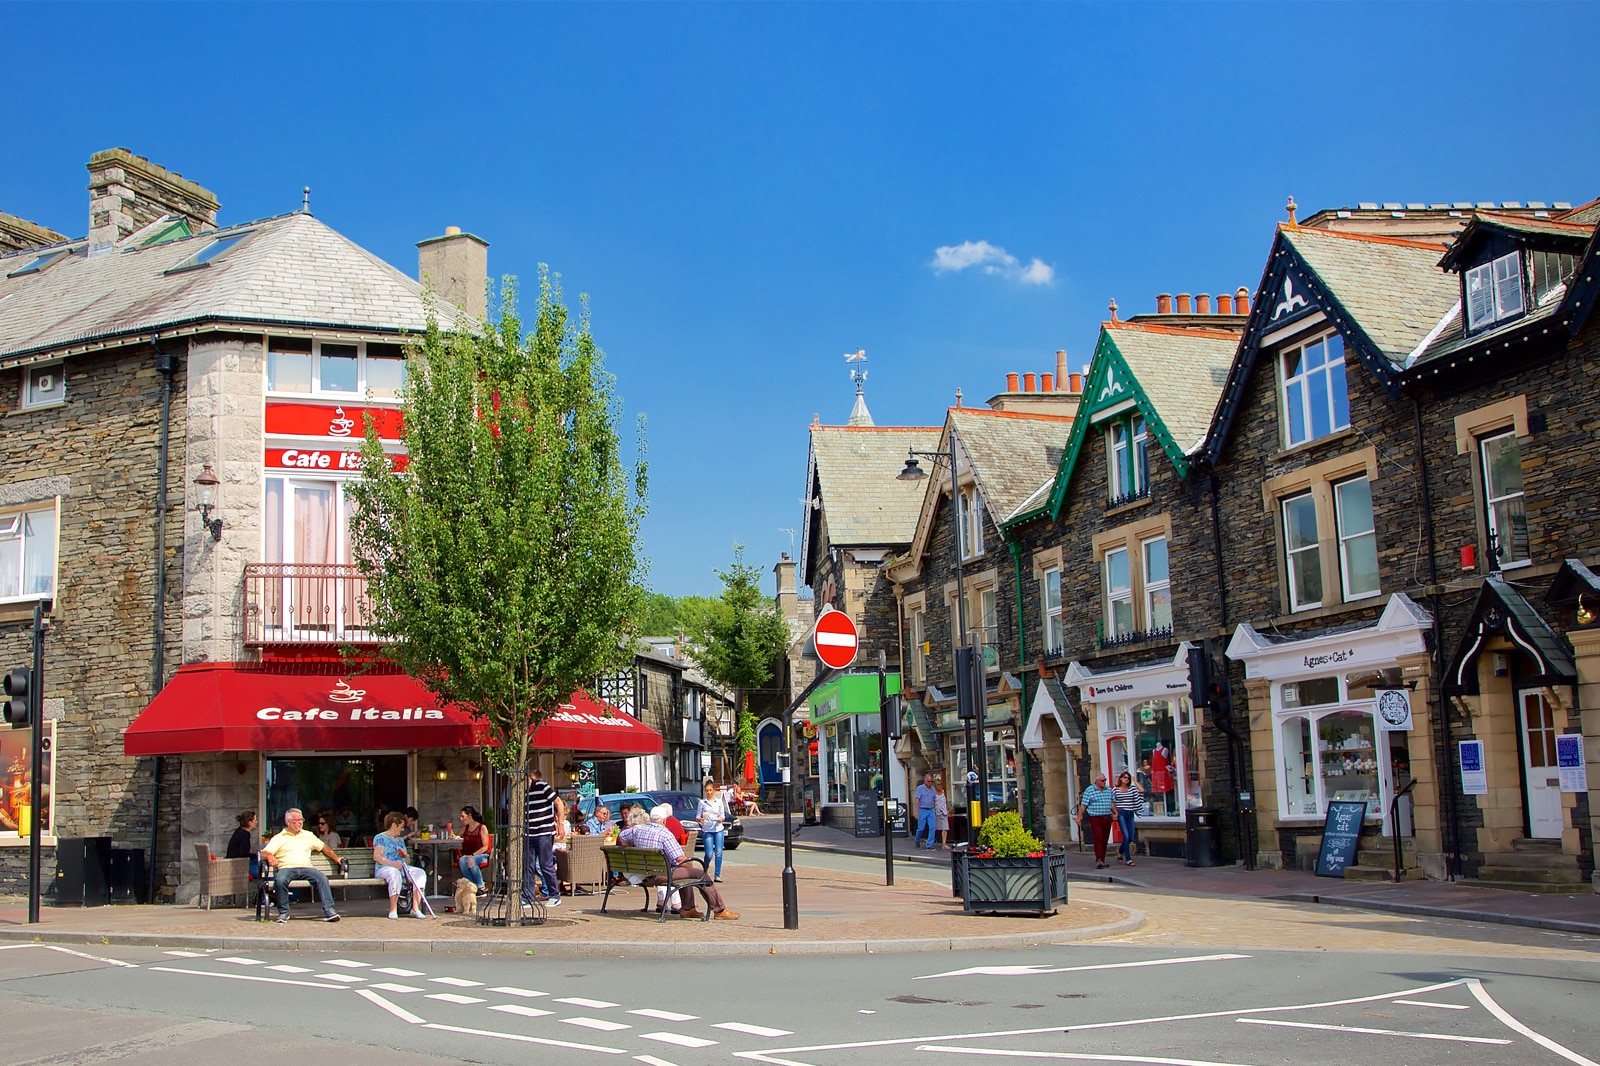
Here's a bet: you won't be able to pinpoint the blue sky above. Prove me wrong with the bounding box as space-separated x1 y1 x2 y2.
6 3 1598 597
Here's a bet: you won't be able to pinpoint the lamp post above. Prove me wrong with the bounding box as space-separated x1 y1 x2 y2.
898 434 986 845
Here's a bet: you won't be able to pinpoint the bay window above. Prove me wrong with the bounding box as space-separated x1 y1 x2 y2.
1274 671 1390 821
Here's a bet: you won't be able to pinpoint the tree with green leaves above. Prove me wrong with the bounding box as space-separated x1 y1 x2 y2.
348 273 646 918
693 546 790 772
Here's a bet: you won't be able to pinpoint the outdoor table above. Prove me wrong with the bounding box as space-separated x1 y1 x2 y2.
407 836 463 897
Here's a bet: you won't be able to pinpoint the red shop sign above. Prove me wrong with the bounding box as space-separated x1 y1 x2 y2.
265 447 408 473
265 402 405 441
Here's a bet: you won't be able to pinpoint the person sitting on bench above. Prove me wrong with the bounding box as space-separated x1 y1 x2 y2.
373 811 428 919
260 807 345 923
616 807 739 921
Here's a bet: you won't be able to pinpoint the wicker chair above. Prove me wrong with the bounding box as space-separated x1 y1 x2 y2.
556 834 607 893
194 842 253 910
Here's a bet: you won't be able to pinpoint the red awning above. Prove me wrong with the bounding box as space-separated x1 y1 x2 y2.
123 663 662 758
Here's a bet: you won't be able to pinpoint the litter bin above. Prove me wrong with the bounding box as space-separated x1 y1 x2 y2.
1184 806 1222 868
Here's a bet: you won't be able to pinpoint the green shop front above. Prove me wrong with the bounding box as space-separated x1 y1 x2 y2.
809 671 905 831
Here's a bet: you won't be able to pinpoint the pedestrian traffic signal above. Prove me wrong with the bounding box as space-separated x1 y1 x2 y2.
3 667 29 727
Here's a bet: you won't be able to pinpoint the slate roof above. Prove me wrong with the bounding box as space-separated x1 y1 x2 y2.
1104 322 1239 455
1559 197 1600 227
0 210 460 362
1436 211 1592 271
807 425 941 548
950 408 1075 524
1282 226 1458 364
1444 574 1576 695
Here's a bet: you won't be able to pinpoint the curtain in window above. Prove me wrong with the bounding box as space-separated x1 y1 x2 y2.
21 509 55 597
292 484 336 628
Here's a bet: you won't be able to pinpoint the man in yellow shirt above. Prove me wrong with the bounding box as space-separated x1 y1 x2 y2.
260 807 346 922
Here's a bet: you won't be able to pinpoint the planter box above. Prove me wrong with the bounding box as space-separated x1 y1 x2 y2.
952 847 1069 916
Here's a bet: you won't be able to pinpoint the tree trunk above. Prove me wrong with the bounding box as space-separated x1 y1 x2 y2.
505 734 529 913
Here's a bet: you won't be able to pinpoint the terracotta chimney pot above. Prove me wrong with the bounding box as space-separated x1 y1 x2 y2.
1196 293 1211 315
1236 286 1250 315
1041 373 1054 392
1176 293 1192 314
1069 372 1083 393
1217 294 1233 315
1156 293 1173 314
1006 372 1019 393
1023 372 1037 393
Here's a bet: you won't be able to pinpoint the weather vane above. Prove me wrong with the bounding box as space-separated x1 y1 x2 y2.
845 349 867 391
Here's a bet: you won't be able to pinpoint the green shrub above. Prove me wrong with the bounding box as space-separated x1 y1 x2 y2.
976 810 1044 858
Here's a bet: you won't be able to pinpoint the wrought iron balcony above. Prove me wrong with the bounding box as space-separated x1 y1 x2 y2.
243 563 387 646
1098 622 1174 651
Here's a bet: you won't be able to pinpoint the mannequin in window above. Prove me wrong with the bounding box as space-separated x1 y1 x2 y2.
1149 742 1174 814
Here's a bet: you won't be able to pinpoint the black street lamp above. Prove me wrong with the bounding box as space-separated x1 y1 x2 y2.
898 436 988 845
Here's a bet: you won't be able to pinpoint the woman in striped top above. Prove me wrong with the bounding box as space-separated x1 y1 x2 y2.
1112 771 1144 866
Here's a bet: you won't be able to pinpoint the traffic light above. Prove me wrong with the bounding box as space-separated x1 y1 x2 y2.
3 667 29 727
954 646 977 719
1187 645 1230 715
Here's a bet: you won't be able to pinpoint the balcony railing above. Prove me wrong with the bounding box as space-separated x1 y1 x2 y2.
243 563 387 646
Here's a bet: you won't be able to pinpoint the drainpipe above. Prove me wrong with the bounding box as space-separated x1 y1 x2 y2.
1008 538 1034 833
1205 467 1250 865
150 335 178 902
1412 392 1462 880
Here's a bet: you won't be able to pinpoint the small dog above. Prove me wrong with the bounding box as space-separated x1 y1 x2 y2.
454 878 479 916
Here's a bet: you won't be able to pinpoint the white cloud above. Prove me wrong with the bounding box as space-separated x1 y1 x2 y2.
930 240 1054 286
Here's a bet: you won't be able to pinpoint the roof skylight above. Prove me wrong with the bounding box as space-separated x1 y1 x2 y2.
6 250 68 278
166 231 253 274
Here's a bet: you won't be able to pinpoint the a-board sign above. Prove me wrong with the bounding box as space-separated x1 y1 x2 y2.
853 789 884 838
1315 800 1368 878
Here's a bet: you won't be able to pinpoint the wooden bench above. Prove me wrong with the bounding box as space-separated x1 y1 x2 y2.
599 846 714 922
255 851 387 919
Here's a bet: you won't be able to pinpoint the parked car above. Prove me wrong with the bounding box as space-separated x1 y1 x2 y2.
647 789 745 850
575 792 656 827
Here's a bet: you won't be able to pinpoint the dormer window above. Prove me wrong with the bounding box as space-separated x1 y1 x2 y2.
1531 250 1577 305
1107 414 1148 505
1280 331 1349 448
1465 251 1524 331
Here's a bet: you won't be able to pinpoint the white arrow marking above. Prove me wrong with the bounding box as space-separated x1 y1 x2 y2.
355 988 424 1024
916 953 1248 980
1237 1018 1510 1044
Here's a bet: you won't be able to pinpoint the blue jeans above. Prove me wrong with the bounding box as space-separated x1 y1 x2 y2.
521 833 557 902
702 830 724 878
915 808 936 848
458 853 488 888
1116 810 1138 862
273 866 336 917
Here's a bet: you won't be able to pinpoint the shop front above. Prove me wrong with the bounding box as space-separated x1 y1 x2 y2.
808 672 905 831
910 672 1024 841
1227 593 1439 874
125 663 661 902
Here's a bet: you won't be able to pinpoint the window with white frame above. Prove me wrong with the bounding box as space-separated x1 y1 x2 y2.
1108 414 1148 503
1531 250 1577 305
1280 332 1350 447
1105 547 1133 639
956 486 984 559
1334 477 1380 600
1042 568 1063 655
1142 537 1171 632
1480 429 1528 567
1274 671 1392 820
0 504 57 601
977 586 998 667
909 608 927 685
267 337 407 400
1282 492 1322 610
1465 251 1525 332
20 363 66 409
1099 697 1200 818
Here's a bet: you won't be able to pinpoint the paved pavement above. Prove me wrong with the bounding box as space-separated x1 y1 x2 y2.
748 815 1600 935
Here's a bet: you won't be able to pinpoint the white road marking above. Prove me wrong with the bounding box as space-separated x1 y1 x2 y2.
0 944 137 968
1467 977 1600 1066
635 1057 683 1066
422 1021 627 1054
732 977 1472 1066
1236 1018 1511 1045
715 1022 794 1037
558 996 621 1009
918 1049 1260 1066
355 988 425 1025
323 959 370 968
642 1032 719 1048
426 992 486 1005
488 986 549 998
150 966 347 989
490 1004 555 1019
917 954 1249 981
267 965 313 974
631 1009 700 1022
1392 999 1471 1011
315 973 367 984
371 982 422 994
373 967 426 977
429 976 485 987
564 1017 632 1032
164 950 206 958
218 956 266 966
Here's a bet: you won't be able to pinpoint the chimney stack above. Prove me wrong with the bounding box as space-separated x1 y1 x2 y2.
86 148 219 255
0 211 66 255
1055 349 1067 387
1176 293 1192 314
1022 372 1037 393
417 226 490 321
1156 293 1173 314
774 554 799 630
1217 293 1233 315
1006 372 1020 393
1236 286 1251 315
1196 293 1211 315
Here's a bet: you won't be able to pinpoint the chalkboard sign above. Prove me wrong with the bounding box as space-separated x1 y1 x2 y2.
853 789 884 838
1315 800 1368 878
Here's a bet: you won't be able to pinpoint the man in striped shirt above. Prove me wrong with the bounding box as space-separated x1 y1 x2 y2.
618 808 740 920
522 768 560 908
1076 772 1116 869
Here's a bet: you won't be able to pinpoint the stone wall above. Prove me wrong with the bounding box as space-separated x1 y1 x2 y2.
0 341 184 893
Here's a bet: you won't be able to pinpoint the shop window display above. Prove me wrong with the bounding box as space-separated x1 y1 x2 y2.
824 719 851 804
264 754 408 844
1272 671 1394 820
1099 698 1200 818
946 729 1018 808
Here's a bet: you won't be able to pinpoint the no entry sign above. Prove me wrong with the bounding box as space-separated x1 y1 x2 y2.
813 609 860 670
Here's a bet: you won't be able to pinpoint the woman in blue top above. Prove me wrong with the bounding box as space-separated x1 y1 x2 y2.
372 811 427 919
696 781 730 881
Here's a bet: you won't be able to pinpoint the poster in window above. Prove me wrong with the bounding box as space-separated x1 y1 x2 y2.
0 720 54 840
1374 689 1412 732
1556 734 1587 793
